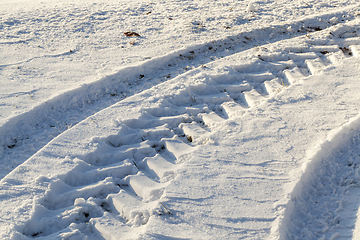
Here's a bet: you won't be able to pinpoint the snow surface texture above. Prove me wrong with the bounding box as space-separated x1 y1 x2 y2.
1 0 360 179
1 0 360 239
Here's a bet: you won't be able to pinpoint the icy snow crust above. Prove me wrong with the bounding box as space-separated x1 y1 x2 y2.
1 0 360 239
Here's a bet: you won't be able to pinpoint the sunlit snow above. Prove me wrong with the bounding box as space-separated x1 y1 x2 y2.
1 0 360 239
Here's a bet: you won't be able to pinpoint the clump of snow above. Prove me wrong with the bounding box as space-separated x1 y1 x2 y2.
246 1 256 12
74 198 86 206
330 16 339 23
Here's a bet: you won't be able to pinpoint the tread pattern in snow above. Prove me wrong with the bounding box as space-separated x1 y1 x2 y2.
18 22 360 239
1 9 359 181
280 126 360 240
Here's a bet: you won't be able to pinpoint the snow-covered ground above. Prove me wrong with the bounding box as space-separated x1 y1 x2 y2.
1 0 360 239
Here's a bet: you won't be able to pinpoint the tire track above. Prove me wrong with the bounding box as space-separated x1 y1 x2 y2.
16 19 360 239
1 7 359 180
277 116 360 240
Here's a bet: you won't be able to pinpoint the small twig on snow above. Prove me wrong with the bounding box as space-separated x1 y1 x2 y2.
189 91 196 102
160 202 172 215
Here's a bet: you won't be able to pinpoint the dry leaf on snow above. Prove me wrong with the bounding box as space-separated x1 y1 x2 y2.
124 31 141 37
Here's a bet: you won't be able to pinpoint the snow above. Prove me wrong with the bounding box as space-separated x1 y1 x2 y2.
1 0 360 239
246 2 256 13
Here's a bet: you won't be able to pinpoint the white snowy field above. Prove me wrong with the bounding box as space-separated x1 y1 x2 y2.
1 0 360 239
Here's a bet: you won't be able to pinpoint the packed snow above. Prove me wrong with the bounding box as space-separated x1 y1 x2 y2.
1 0 360 239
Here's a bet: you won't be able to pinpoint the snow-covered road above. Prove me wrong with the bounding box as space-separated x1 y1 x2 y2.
1 1 360 239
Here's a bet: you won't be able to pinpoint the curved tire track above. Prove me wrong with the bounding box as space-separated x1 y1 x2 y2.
278 116 360 240
9 18 360 239
1 6 359 180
